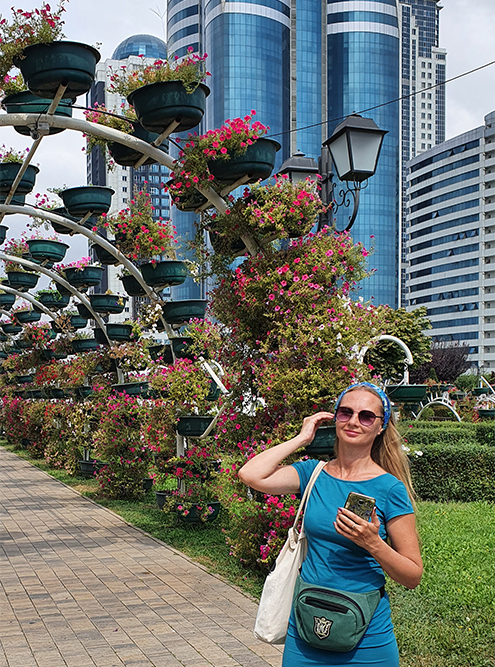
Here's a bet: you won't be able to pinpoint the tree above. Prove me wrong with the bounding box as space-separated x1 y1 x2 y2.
410 342 471 384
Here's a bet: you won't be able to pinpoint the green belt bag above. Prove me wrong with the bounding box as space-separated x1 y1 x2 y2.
293 574 385 652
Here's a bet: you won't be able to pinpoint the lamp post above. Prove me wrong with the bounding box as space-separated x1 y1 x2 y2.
318 114 387 232
278 150 319 183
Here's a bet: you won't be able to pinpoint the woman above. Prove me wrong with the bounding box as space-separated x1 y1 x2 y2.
238 382 423 666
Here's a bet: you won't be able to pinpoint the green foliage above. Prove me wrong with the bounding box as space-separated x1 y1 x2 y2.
454 373 480 391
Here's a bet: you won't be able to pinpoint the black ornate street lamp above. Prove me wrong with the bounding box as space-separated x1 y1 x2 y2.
318 114 387 232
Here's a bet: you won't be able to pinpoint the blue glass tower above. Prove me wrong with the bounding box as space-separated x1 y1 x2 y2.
327 0 400 307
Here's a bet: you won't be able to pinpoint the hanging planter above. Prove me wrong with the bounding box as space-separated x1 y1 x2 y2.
60 186 114 217
208 225 247 256
14 309 41 324
50 207 80 234
167 179 209 212
108 124 169 166
88 293 126 315
92 242 119 266
175 415 214 438
0 293 16 310
71 338 98 353
55 281 72 296
478 409 495 420
120 273 147 297
208 138 281 185
170 336 198 360
15 373 34 384
2 91 74 136
148 343 173 363
0 193 26 210
385 384 428 402
70 315 88 330
0 351 7 360
0 225 8 245
127 81 210 134
305 425 336 457
5 271 40 292
46 388 68 399
93 327 109 346
206 380 221 401
37 291 70 310
472 387 491 396
140 260 189 290
76 303 92 319
176 501 221 523
0 332 7 342
16 339 32 350
14 41 101 99
0 163 39 196
106 323 133 342
26 239 69 264
111 381 150 397
25 389 43 399
76 385 94 399
1 322 22 334
161 299 208 325
64 265 104 289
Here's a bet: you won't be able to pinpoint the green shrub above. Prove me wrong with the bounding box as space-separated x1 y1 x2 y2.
399 420 495 448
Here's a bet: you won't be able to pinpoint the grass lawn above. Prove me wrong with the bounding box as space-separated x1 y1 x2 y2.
3 443 495 666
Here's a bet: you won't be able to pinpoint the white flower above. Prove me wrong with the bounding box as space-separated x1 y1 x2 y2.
402 445 410 452
415 450 423 457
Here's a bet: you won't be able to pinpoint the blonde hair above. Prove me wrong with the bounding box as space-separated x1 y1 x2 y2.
334 386 417 508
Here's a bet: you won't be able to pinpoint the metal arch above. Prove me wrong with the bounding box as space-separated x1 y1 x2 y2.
357 334 414 384
0 285 57 321
478 375 495 394
415 398 462 422
0 251 111 344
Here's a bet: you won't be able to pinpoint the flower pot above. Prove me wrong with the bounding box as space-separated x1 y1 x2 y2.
88 293 126 315
111 381 150 397
78 458 106 478
70 315 88 330
206 380 221 401
93 327 109 346
108 125 169 166
76 386 94 399
208 225 247 257
56 281 72 296
142 477 153 492
1 322 22 334
76 303 92 319
140 260 188 290
208 138 281 185
50 207 80 234
16 373 34 384
106 323 133 342
64 266 104 289
92 242 119 266
128 81 210 134
472 387 491 396
385 384 428 402
305 425 336 457
14 41 101 99
170 337 197 360
0 225 8 245
61 186 114 217
16 339 32 349
0 193 26 209
161 299 208 325
0 351 6 360
154 490 170 509
120 273 147 297
37 291 70 310
0 293 16 310
47 388 67 399
148 343 173 363
478 409 495 420
14 310 41 324
0 163 39 195
176 500 221 523
5 271 40 292
175 415 214 437
26 239 69 264
2 91 74 135
71 338 98 353
167 179 209 212
25 389 43 399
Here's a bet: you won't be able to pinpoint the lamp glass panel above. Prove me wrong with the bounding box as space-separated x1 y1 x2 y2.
348 131 383 175
328 133 351 181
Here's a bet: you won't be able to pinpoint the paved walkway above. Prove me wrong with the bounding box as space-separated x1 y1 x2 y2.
0 448 283 667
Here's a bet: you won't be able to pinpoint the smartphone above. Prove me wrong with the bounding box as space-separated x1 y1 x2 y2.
344 492 376 521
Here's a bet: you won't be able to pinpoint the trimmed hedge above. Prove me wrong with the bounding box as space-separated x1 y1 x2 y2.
399 421 495 448
408 442 495 502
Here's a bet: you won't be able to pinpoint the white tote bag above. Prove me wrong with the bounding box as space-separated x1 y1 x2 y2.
254 460 326 644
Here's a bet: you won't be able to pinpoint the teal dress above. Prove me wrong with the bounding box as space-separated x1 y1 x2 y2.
283 459 414 667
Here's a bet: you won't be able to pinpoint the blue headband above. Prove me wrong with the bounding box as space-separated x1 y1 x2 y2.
334 382 391 430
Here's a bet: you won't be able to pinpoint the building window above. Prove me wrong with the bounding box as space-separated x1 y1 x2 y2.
122 175 127 181
122 187 127 192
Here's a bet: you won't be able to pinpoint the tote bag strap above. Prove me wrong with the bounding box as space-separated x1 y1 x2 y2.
291 460 326 534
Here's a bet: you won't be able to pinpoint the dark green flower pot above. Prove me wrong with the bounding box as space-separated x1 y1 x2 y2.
71 338 98 353
14 309 41 324
0 225 8 245
0 293 16 310
121 273 146 297
128 81 209 134
170 337 197 360
162 299 208 325
305 425 336 457
64 266 104 289
208 224 247 256
93 327 109 346
0 163 39 195
16 373 34 384
50 207 80 234
0 332 7 342
37 291 70 310
56 281 72 296
167 179 209 211
14 41 101 99
0 193 26 210
78 458 106 477
106 323 133 342
92 243 118 266
206 380 221 401
61 186 114 217
0 351 6 360
175 415 214 437
154 491 170 509
140 260 188 290
5 271 40 292
142 477 153 492
26 239 69 264
208 138 281 185
148 343 173 363
88 293 126 315
385 385 428 402
70 315 88 330
46 388 67 399
25 389 43 399
108 124 169 166
478 409 495 420
472 387 490 396
16 339 32 349
76 385 94 399
2 91 74 135
177 501 221 523
1 322 22 334
111 381 150 397
76 303 92 319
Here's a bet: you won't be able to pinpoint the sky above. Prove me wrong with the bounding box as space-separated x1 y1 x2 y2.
1 0 495 265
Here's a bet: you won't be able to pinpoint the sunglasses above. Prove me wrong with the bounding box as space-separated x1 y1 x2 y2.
335 406 384 428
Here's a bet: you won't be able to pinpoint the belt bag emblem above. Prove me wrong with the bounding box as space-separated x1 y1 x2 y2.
313 616 333 640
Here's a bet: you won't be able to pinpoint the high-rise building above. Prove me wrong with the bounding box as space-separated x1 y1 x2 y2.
86 35 171 319
405 111 495 371
399 0 446 304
